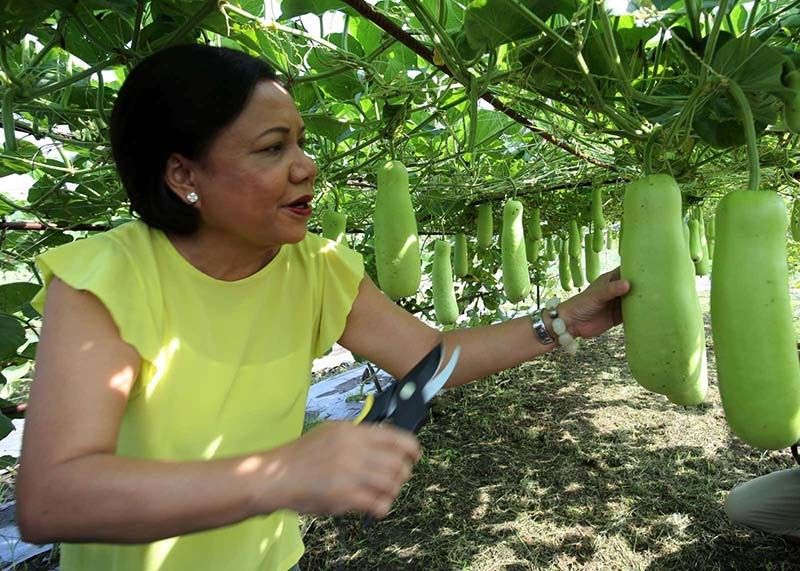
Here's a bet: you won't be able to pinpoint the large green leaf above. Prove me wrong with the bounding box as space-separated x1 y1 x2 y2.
0 283 40 314
712 36 792 98
0 0 66 41
303 114 351 142
463 0 580 51
0 313 26 360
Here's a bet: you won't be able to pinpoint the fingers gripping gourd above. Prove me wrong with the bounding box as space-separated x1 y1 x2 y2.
621 175 707 405
585 232 600 282
591 187 605 253
477 204 494 250
711 190 800 449
432 240 459 325
558 238 572 291
321 210 347 244
374 161 421 300
453 233 469 278
501 200 531 302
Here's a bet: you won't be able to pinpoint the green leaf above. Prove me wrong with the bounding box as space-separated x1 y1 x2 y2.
351 17 383 53
303 115 351 142
615 15 659 49
0 313 26 361
463 0 580 51
0 283 41 314
474 109 513 146
693 93 770 149
0 417 15 442
0 1 65 41
712 37 790 97
19 341 37 360
279 0 352 20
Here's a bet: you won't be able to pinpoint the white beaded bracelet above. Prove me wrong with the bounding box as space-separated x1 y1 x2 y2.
544 297 579 355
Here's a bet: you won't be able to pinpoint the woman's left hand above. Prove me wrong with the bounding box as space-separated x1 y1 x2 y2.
556 268 630 339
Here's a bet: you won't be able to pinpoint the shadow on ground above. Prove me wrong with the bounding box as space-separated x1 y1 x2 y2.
301 323 800 570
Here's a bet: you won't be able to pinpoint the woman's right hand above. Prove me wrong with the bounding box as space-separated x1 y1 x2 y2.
257 422 422 520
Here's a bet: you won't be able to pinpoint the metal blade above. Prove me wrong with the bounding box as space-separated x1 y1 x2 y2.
420 345 461 403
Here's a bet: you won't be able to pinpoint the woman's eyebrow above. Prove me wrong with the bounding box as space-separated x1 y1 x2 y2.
255 125 306 139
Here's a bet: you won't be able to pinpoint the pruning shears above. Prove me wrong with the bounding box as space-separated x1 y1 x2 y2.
353 342 461 434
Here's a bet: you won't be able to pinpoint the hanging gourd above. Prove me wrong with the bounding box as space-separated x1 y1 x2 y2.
374 160 421 300
621 174 707 406
501 200 531 302
321 210 347 244
432 240 459 325
476 203 493 250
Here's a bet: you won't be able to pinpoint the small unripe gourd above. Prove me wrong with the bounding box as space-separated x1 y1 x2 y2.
321 210 347 244
453 233 469 278
558 238 572 291
477 204 493 250
591 187 605 252
585 232 600 282
432 240 459 325
568 219 581 258
501 200 531 302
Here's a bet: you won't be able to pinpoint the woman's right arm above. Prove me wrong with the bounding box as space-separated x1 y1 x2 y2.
16 278 421 545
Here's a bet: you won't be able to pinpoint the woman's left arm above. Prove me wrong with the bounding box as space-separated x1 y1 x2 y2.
338 270 630 388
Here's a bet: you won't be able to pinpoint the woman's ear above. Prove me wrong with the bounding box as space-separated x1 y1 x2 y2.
163 153 199 204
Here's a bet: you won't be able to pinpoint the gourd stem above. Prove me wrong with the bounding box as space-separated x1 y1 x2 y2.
726 79 760 191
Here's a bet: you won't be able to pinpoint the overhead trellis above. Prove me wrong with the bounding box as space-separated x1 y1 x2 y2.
0 0 799 253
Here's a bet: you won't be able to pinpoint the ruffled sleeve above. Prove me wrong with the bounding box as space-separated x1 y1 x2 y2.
311 237 365 358
31 231 161 363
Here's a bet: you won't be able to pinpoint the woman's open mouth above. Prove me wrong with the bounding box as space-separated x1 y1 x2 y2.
283 195 313 217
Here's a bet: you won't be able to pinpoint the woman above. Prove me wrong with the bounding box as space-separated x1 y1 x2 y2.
15 44 630 571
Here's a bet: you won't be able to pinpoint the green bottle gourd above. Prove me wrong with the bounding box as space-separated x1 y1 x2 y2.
568 219 581 258
321 210 347 244
374 161 421 300
705 217 715 259
501 200 531 302
569 227 585 289
477 204 494 250
693 209 710 277
558 238 572 291
525 207 542 264
545 235 556 261
432 240 459 325
791 200 800 241
711 190 800 449
688 219 703 262
591 187 605 253
585 232 600 282
453 233 469 278
620 175 707 405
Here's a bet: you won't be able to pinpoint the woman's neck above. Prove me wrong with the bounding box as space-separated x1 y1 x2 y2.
165 228 280 281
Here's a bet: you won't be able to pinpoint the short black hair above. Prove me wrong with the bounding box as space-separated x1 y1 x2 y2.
110 44 278 234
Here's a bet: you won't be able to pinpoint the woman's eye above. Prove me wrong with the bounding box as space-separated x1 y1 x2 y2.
261 144 282 153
